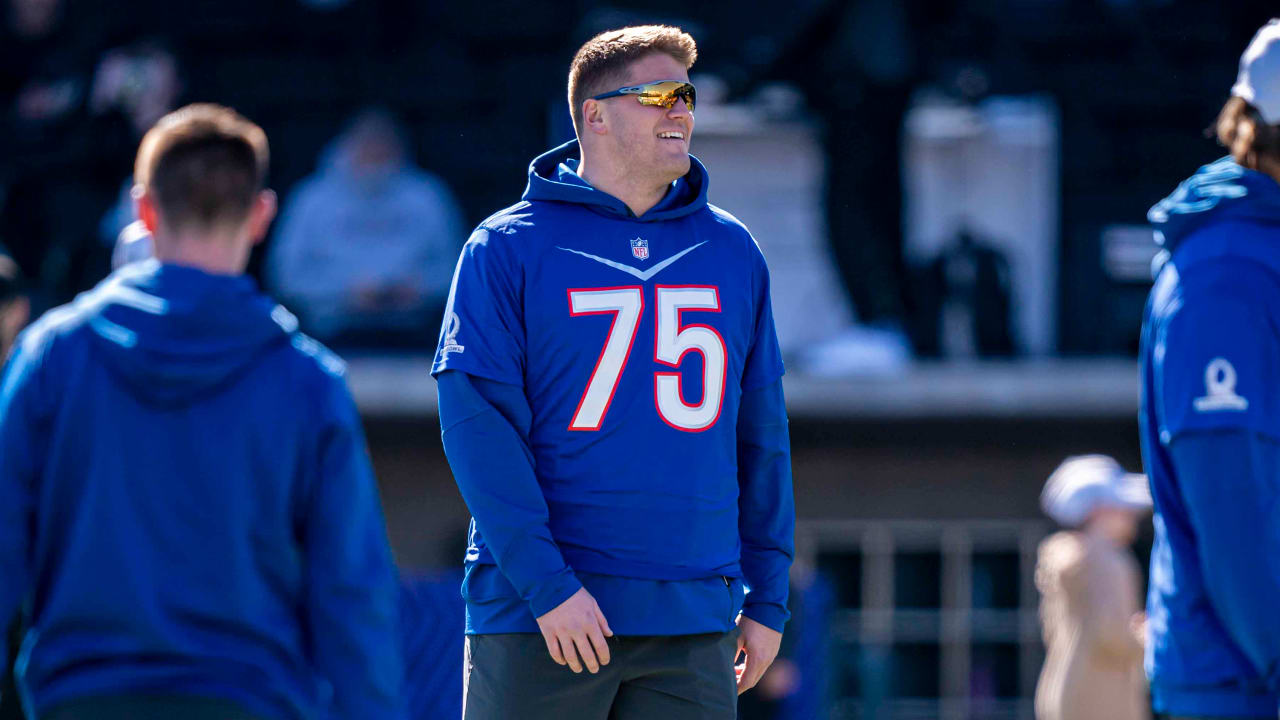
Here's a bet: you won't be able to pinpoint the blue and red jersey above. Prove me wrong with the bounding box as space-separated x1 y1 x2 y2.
432 140 793 635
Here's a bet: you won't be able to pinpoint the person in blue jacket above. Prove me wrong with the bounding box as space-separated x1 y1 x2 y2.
433 25 795 720
0 104 403 720
1141 19 1280 720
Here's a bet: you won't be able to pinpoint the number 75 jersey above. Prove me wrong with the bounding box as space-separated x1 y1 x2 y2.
432 198 785 581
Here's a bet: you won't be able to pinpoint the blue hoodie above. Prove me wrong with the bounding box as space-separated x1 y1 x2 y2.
1142 157 1280 717
432 140 795 636
0 261 402 720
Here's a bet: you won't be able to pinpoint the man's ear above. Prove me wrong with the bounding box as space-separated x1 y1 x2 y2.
582 99 608 136
133 186 160 235
248 189 277 245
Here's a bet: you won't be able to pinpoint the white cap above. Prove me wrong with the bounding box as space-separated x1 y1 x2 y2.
1232 19 1280 124
1040 455 1152 527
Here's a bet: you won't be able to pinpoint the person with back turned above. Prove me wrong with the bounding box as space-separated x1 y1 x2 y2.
0 103 403 720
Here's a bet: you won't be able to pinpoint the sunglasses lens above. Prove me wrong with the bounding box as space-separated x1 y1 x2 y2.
635 82 695 111
676 84 695 112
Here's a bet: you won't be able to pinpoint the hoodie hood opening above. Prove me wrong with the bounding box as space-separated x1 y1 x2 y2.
521 140 709 222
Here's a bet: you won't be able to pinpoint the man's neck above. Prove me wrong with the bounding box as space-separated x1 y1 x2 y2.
152 229 250 276
577 153 671 218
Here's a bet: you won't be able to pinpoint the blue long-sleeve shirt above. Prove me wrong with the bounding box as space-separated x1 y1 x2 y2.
0 261 403 720
1168 433 1280 687
432 140 795 635
1141 157 1280 717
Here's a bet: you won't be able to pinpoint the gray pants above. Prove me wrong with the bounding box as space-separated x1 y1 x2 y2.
463 630 740 720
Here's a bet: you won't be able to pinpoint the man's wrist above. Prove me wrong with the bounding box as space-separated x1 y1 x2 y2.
741 602 789 633
496 532 579 617
527 568 583 618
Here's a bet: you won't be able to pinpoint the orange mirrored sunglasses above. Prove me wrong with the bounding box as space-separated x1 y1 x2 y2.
591 80 696 112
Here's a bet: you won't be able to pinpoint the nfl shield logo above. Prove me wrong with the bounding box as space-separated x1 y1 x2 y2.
630 237 649 261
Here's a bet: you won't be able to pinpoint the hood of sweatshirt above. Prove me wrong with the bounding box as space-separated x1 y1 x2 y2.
1149 156 1280 252
521 139 709 221
81 260 296 408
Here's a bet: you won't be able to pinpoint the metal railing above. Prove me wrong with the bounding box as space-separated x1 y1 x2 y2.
800 519 1052 720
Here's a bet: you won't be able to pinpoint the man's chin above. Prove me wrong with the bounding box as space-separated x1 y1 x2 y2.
664 152 691 180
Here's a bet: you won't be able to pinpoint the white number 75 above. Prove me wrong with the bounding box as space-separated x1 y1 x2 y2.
568 285 726 432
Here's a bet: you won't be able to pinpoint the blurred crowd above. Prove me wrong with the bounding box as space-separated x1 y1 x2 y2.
4 0 1275 364
0 0 474 352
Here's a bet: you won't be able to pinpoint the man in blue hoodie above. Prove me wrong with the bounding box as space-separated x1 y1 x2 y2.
0 104 403 720
1141 20 1280 720
433 25 794 720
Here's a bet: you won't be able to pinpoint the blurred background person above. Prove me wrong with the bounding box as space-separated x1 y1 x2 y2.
266 107 463 351
0 104 403 720
94 40 183 270
1035 455 1150 720
0 0 164 310
1140 19 1280 720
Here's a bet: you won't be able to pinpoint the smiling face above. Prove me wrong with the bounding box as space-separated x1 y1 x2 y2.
587 52 694 186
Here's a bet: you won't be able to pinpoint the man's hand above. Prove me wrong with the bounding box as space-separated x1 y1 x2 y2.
535 587 613 674
735 615 783 695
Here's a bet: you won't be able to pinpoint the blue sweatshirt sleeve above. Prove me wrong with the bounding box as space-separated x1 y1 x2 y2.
1168 429 1280 692
431 228 526 385
1150 258 1280 691
304 377 404 719
737 378 795 633
436 369 582 618
0 338 42 665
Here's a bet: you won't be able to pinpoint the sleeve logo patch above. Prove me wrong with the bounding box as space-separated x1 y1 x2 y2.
441 311 466 356
1194 357 1248 412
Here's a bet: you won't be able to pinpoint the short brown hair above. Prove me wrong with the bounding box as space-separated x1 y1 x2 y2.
134 103 269 231
1215 96 1280 170
567 25 697 135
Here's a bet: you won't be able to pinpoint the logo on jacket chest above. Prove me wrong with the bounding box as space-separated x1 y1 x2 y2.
630 237 649 261
555 240 706 282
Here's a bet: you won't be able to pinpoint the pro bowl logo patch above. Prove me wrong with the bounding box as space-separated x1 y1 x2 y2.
440 311 466 356
630 237 649 261
1194 357 1247 412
